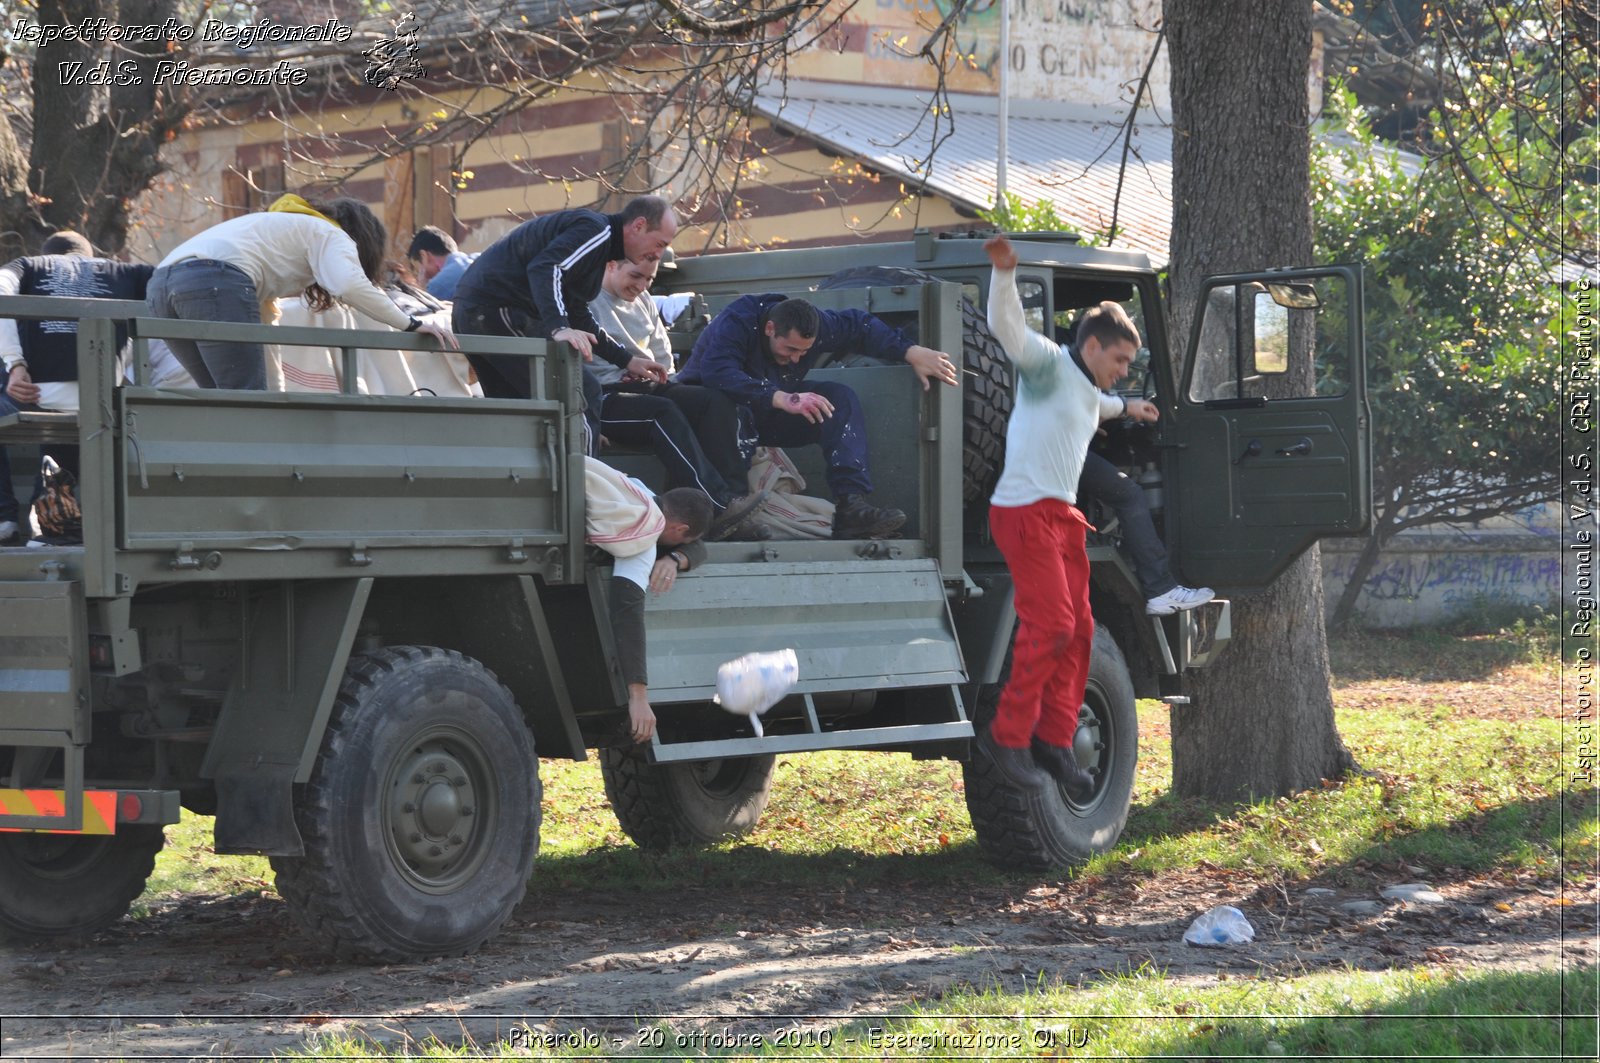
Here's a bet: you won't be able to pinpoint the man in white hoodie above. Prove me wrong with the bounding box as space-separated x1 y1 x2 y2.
975 235 1140 798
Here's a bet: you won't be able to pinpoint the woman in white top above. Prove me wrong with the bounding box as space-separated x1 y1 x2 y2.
146 194 456 390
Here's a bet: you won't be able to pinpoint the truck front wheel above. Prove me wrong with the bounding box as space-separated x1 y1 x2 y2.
270 646 539 962
963 628 1138 869
600 748 776 850
0 826 164 940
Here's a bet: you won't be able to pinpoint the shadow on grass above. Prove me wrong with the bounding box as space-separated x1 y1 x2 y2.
1116 788 1251 850
1139 967 1594 1061
526 835 1013 898
526 784 1587 903
1328 626 1551 683
1325 790 1588 881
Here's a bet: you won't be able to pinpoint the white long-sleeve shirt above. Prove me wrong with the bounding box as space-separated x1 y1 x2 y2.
987 266 1122 508
158 212 410 331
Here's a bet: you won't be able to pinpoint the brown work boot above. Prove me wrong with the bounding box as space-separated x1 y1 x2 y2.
707 491 767 541
831 494 906 540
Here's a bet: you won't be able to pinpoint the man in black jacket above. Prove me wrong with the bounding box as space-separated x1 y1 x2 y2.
451 196 678 447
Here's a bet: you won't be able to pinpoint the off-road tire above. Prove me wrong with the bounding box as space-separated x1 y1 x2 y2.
0 826 165 940
963 627 1137 869
600 748 776 850
817 266 1012 504
269 646 539 963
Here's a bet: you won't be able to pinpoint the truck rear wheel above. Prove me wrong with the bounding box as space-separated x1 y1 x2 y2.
963 628 1137 869
0 826 165 940
270 646 539 962
600 748 776 850
817 266 1013 505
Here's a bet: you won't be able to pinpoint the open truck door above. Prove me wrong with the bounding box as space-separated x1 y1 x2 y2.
1167 265 1371 589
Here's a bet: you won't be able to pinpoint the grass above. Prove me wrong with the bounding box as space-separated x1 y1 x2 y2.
140 808 271 918
149 618 1593 1061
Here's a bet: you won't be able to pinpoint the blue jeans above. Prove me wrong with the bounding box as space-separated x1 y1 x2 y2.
146 259 266 390
1077 450 1176 599
0 390 23 524
0 390 75 531
745 380 872 499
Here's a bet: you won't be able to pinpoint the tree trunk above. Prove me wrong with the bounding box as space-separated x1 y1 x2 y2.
1328 527 1383 630
18 0 189 254
1164 0 1355 800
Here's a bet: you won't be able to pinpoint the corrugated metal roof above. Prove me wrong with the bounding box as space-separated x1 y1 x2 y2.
751 80 1174 265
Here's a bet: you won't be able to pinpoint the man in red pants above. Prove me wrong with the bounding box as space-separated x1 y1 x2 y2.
977 235 1140 799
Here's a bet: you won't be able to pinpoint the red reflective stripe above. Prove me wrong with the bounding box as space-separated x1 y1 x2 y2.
0 789 120 834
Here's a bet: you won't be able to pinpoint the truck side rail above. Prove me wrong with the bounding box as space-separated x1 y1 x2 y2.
0 294 587 597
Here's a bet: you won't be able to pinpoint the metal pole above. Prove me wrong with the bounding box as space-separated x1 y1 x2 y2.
996 0 1009 213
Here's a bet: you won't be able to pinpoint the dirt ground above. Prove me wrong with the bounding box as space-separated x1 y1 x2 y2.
2 665 1589 1061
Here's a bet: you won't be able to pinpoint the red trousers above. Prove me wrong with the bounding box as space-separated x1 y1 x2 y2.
988 499 1094 748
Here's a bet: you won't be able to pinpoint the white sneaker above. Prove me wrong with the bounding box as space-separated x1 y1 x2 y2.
1146 584 1215 615
0 520 17 543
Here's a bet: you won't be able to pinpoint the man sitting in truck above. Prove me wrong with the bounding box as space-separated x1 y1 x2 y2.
588 257 764 540
586 457 714 743
0 231 154 542
1081 399 1214 616
677 295 959 540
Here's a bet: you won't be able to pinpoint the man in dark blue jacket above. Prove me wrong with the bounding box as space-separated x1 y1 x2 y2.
678 295 959 539
451 195 676 419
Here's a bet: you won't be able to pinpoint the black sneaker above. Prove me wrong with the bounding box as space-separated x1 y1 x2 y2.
1031 740 1095 801
975 726 1050 790
832 494 906 539
707 491 768 541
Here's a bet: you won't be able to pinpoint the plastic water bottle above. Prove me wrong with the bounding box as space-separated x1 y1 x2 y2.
713 649 799 737
1182 905 1254 946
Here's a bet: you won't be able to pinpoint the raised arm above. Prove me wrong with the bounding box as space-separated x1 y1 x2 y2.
983 236 1059 377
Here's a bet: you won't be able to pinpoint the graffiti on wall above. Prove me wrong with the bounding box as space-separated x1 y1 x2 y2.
1322 549 1560 614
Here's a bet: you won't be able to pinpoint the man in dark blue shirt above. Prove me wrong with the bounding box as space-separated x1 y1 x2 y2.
405 226 477 300
678 295 958 539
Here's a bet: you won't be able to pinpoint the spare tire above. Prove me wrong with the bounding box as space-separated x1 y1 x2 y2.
818 266 1012 505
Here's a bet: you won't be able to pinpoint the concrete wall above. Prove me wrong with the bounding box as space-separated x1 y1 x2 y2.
1320 505 1561 628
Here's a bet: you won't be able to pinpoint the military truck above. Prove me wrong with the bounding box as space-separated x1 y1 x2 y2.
0 233 1367 962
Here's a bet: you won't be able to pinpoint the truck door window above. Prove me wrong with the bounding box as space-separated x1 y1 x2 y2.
1018 277 1048 334
1186 275 1352 403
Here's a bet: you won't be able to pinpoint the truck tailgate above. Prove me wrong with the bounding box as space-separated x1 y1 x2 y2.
643 558 965 700
0 579 91 831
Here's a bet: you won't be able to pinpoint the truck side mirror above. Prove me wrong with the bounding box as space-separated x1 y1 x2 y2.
1252 291 1289 375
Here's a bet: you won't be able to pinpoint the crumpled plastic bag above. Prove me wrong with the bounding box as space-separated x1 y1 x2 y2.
713 649 799 737
1182 904 1255 946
